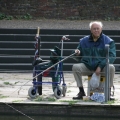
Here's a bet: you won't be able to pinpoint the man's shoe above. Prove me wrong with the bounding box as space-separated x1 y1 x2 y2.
73 92 86 100
110 97 115 100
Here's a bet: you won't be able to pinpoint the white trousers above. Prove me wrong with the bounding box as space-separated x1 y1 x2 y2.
72 63 115 87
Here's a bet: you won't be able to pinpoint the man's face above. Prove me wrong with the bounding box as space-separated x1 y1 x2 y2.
90 23 102 38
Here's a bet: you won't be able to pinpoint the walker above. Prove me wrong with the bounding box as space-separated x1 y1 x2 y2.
28 28 70 99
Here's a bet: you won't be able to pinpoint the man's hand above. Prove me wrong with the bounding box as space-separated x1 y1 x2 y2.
95 67 101 76
75 49 80 55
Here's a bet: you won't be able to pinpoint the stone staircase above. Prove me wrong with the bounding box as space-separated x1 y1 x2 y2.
0 29 120 72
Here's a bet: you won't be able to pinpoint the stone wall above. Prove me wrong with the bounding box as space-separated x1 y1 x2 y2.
0 103 120 118
0 0 120 20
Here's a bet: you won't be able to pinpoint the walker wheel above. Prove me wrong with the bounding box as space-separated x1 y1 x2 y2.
28 87 37 98
54 87 62 99
62 85 67 97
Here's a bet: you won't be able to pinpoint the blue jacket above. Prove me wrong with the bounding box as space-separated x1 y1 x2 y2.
76 33 116 70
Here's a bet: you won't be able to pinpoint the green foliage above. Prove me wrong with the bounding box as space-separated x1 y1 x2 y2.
67 90 71 93
67 16 80 20
3 82 10 85
6 15 13 20
0 94 8 98
107 100 115 104
47 97 56 101
0 13 6 20
34 96 56 102
15 15 22 19
15 13 32 20
59 100 78 105
68 101 78 105
3 82 12 85
104 17 111 21
34 96 43 101
0 13 13 20
0 12 33 20
12 100 24 103
14 81 19 84
22 13 32 20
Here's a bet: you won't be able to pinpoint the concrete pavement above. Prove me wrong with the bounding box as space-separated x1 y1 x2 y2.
0 19 120 30
0 72 120 105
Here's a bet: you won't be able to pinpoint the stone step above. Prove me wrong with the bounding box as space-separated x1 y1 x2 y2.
0 29 119 72
0 34 120 42
1 28 120 35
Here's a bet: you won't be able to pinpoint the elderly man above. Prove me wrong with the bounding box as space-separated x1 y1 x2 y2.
72 21 116 100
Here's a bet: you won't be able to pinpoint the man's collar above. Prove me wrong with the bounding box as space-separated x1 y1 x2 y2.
89 32 102 42
92 35 100 42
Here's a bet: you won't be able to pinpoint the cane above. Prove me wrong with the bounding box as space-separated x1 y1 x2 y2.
17 52 76 94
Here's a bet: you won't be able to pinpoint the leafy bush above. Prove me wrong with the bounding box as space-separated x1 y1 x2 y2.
0 13 6 20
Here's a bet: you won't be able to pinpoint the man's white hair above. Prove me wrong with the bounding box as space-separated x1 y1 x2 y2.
89 21 103 29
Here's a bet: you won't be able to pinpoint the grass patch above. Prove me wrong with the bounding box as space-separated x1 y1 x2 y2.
59 100 78 105
0 94 8 98
34 96 43 101
47 97 56 101
12 100 23 103
67 90 71 93
107 100 115 104
3 82 12 85
34 96 56 102
14 81 19 84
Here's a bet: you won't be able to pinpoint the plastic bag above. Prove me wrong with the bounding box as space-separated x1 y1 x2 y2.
90 92 105 103
90 73 100 89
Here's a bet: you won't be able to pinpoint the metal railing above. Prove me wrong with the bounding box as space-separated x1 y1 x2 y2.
105 44 110 102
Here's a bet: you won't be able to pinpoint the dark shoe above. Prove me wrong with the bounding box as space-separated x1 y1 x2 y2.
110 97 115 101
73 92 86 100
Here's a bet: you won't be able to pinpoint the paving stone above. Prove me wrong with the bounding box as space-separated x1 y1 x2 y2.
0 73 119 105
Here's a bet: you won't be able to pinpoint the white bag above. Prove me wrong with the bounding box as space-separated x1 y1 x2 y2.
90 73 100 89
